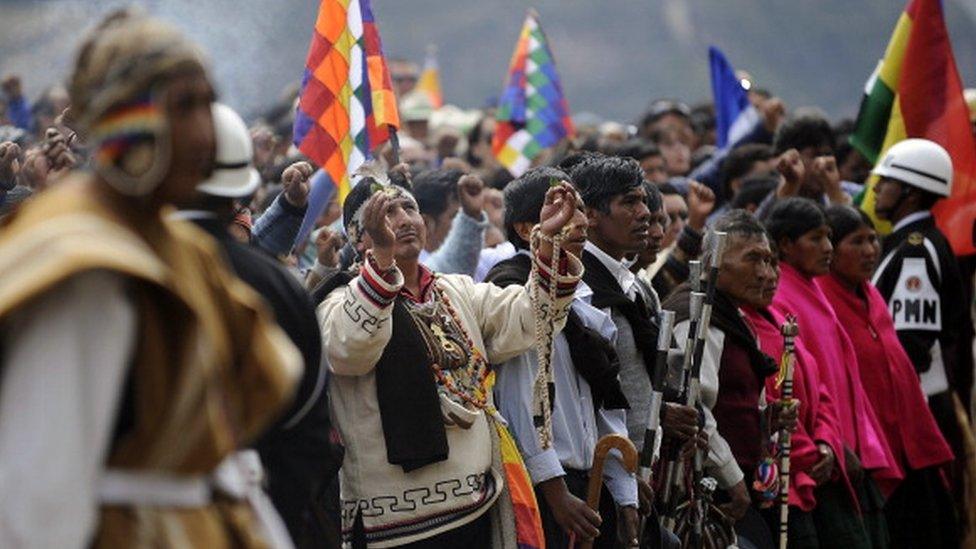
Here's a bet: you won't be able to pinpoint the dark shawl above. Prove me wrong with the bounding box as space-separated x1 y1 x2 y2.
486 253 628 410
315 270 448 473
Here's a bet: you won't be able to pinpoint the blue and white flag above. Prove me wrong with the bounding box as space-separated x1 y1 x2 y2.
709 46 759 149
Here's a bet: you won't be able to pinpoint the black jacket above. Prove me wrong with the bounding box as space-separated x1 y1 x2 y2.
193 217 340 545
872 213 968 393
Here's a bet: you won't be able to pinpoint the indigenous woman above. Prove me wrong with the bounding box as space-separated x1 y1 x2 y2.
741 261 847 548
766 197 901 548
817 206 955 548
318 172 582 548
0 10 300 548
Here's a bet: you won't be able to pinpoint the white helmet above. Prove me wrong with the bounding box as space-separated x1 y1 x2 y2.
197 103 261 198
871 138 952 197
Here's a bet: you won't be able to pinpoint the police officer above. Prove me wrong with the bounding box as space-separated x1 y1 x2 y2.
870 138 969 465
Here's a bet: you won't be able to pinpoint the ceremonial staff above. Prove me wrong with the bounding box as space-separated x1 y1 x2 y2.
687 231 728 549
640 310 676 481
660 259 702 531
638 309 675 543
776 316 799 549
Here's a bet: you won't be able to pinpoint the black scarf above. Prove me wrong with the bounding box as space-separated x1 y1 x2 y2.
485 254 628 410
314 271 448 472
580 250 660 381
662 283 778 379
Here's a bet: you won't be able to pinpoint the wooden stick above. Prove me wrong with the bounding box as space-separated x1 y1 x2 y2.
387 127 400 166
581 434 638 549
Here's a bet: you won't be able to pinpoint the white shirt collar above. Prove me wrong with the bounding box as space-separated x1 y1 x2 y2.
584 241 638 299
892 211 932 233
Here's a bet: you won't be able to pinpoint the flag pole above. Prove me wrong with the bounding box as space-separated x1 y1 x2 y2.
388 127 400 166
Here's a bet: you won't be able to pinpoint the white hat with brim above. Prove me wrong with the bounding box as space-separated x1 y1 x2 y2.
198 163 261 198
197 102 262 198
870 138 953 197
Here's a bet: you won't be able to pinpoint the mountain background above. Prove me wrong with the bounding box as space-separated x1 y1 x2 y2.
1 0 975 125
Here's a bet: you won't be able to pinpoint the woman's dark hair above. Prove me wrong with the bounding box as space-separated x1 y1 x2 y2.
764 197 827 247
570 153 645 213
824 205 874 246
503 167 571 250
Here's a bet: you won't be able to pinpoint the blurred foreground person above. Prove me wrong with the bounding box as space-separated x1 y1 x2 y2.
0 11 301 548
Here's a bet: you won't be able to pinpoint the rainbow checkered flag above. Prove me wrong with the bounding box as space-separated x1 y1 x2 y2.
493 10 574 177
293 0 400 204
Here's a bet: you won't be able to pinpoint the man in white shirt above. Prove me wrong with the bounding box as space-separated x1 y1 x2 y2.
489 167 637 548
571 153 694 547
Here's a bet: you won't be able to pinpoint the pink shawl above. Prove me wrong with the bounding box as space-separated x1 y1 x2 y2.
743 305 846 511
817 273 953 472
772 263 902 494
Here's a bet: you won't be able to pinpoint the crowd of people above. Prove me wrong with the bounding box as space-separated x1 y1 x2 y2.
1 8 975 549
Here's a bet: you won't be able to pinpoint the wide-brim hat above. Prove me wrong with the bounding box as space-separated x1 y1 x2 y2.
197 102 261 198
197 163 261 198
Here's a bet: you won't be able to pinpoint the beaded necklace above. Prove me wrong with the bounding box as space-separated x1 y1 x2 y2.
405 276 492 410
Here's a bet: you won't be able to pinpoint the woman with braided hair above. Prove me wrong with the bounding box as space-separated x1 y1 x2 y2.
317 170 582 548
0 10 301 548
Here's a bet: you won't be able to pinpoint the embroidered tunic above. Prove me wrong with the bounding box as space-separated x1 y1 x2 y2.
320 255 579 547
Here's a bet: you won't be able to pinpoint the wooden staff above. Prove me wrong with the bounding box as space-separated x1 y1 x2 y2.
387 127 401 165
581 434 638 549
776 316 799 549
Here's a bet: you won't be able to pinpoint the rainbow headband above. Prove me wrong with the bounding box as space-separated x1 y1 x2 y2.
90 98 165 166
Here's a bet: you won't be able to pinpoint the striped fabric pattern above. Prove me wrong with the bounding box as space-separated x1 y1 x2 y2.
495 420 545 549
850 0 976 254
293 0 400 204
492 11 574 177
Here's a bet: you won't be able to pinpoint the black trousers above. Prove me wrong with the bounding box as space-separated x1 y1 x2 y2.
535 468 618 549
885 466 958 549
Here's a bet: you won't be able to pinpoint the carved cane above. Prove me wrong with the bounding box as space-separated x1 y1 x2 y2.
580 434 638 549
777 316 799 549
